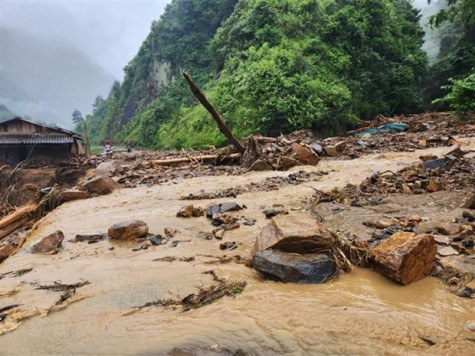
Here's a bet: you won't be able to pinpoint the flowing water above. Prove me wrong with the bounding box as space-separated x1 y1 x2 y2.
0 143 474 355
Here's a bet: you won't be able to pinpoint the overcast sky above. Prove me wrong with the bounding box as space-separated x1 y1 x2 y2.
1 0 171 80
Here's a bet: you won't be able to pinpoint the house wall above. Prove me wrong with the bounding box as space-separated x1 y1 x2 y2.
0 145 70 166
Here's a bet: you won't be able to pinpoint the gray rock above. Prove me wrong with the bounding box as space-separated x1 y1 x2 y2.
309 143 323 155
205 202 243 218
423 158 446 170
251 250 337 284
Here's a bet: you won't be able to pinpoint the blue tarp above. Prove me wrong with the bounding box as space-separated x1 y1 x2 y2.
355 122 407 138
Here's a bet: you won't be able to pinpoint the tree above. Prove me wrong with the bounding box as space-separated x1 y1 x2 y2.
72 109 90 156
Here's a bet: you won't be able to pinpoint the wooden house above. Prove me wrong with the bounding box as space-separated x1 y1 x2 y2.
0 117 85 166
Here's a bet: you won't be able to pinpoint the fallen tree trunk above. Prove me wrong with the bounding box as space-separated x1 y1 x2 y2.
0 203 37 240
183 72 245 154
152 153 240 166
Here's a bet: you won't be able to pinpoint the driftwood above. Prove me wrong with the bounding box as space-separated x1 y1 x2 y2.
183 72 245 154
152 153 240 166
0 202 36 240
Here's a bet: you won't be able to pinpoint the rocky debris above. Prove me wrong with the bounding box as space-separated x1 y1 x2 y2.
0 233 26 262
251 250 337 284
311 149 474 207
437 223 463 236
176 205 204 218
81 175 120 195
108 220 148 240
368 232 437 285
262 207 289 219
180 171 325 201
205 202 243 218
438 246 460 257
463 194 475 209
61 189 89 202
220 241 237 250
30 230 64 254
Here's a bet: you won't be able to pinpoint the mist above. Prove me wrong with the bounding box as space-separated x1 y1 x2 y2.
0 0 170 127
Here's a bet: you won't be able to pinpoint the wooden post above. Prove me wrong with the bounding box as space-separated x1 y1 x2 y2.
183 72 245 154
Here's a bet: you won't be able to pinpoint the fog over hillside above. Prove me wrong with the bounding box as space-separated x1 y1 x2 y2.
0 27 115 128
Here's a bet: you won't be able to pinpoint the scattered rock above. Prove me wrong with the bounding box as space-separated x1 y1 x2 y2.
291 143 320 165
61 189 89 202
249 159 272 171
463 194 475 209
31 230 64 254
262 208 288 219
73 233 107 243
466 321 475 332
177 205 204 218
94 161 120 177
219 241 237 250
277 156 298 170
270 224 336 254
423 158 446 170
323 145 338 157
0 234 26 262
433 235 450 245
108 220 148 240
368 232 437 285
82 175 120 195
437 223 462 236
205 202 243 218
251 250 337 284
437 246 460 256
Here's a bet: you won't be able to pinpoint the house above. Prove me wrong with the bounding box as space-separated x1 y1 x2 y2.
0 117 85 166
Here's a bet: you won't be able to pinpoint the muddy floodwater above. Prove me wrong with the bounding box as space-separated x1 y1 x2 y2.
1 143 474 355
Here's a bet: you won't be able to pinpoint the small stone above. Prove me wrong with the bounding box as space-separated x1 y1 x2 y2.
108 220 148 240
61 189 89 202
309 143 323 155
31 230 64 254
402 184 412 194
463 194 475 209
277 156 298 170
423 158 447 170
323 145 338 157
426 180 440 192
177 205 204 218
437 223 462 236
437 246 459 256
465 321 475 332
433 235 450 245
249 159 272 171
419 155 437 161
0 234 26 262
418 139 428 147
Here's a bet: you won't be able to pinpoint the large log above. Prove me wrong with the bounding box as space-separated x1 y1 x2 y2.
152 153 240 166
183 72 245 154
0 203 36 230
368 232 437 285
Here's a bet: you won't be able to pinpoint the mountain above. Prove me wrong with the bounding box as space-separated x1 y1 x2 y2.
0 27 115 128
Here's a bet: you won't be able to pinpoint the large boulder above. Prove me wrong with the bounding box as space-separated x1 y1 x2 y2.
250 220 335 256
31 230 64 254
368 232 437 285
108 220 148 240
82 175 120 195
251 250 337 284
94 161 121 177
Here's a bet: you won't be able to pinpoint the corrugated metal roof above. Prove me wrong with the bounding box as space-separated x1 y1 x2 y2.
0 134 74 145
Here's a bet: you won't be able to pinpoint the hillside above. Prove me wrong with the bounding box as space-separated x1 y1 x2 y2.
85 0 473 149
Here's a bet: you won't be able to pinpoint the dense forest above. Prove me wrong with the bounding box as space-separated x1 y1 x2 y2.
82 0 474 149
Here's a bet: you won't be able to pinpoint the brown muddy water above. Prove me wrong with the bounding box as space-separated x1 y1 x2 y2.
1 143 474 355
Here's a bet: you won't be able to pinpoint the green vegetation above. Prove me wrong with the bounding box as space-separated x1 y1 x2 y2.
424 0 475 112
85 0 465 150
